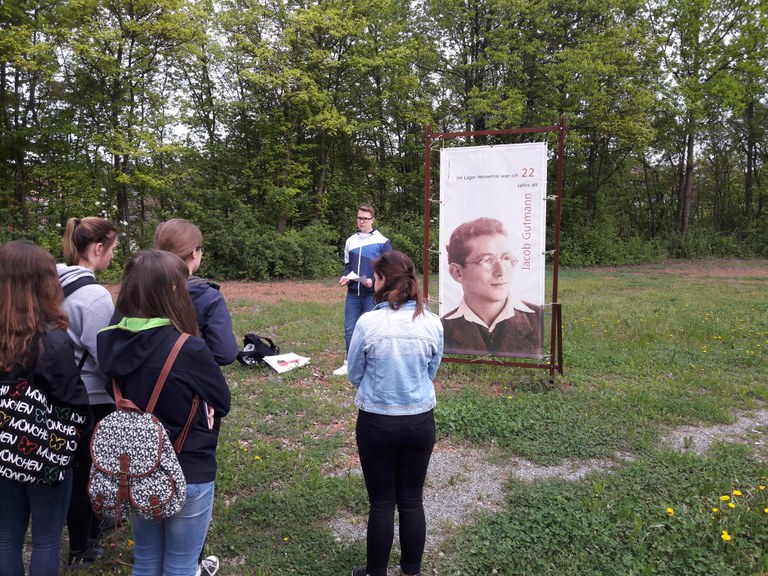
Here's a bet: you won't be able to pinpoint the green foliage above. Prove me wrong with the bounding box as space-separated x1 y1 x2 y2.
3 0 767 267
378 210 431 271
663 229 757 259
560 213 668 266
203 221 339 280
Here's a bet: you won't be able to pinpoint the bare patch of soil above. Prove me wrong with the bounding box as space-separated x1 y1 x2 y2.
218 280 342 304
216 260 768 304
105 260 768 304
587 258 768 279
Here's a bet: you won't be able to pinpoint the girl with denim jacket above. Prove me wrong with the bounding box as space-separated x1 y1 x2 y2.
347 251 443 576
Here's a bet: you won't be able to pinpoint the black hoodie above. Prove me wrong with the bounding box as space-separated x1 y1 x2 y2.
97 318 231 484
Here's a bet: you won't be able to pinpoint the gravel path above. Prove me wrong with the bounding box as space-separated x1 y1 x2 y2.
329 407 768 573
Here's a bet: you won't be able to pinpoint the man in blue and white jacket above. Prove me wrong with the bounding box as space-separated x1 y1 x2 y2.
333 204 392 376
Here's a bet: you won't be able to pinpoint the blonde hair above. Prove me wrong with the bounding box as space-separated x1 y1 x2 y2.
153 219 202 264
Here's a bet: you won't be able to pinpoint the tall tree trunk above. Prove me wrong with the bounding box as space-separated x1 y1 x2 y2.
679 118 695 234
745 100 755 218
642 155 657 236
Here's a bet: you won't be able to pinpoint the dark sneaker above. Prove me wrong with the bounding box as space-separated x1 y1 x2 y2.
99 515 119 535
352 568 369 576
68 544 104 568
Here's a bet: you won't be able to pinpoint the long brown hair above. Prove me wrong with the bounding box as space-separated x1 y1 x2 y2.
373 251 424 318
153 219 202 266
62 216 118 266
115 249 200 336
0 241 68 371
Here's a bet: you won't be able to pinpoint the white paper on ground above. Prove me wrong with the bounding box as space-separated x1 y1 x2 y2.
263 353 311 373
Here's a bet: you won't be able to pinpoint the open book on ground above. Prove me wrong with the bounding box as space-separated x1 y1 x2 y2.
263 353 311 373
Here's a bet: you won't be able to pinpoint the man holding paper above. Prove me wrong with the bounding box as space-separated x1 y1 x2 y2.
333 204 392 376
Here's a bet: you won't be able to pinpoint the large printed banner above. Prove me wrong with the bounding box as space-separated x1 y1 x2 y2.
439 143 547 359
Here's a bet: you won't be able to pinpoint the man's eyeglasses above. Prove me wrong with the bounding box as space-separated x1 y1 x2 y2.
357 216 373 221
196 245 204 254
470 253 518 271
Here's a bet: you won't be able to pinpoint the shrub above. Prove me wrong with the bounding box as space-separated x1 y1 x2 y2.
203 222 338 280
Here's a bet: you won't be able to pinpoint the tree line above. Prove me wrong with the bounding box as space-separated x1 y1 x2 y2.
2 0 766 279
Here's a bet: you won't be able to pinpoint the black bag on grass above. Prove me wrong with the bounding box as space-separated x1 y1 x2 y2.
237 334 280 367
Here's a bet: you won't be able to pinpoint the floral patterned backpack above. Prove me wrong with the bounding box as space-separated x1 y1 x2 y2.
88 334 198 522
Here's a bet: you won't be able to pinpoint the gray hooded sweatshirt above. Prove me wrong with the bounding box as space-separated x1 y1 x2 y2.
57 264 115 405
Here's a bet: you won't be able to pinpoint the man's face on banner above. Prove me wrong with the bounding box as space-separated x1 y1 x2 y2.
449 233 517 307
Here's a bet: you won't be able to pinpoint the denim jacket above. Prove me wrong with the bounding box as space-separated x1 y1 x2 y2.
348 301 443 416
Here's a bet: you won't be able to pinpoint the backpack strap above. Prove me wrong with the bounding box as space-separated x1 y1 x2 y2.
146 333 189 413
63 275 98 370
63 275 97 297
174 395 201 453
111 333 199 454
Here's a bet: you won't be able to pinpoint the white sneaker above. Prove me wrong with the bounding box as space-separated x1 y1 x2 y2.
195 555 220 576
332 361 348 376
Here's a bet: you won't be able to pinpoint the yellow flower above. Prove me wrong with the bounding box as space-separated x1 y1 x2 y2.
732 490 742 496
720 495 730 501
712 507 719 513
764 508 768 514
728 502 736 509
721 531 731 541
283 537 289 541
760 485 765 491
254 455 261 460
666 507 675 517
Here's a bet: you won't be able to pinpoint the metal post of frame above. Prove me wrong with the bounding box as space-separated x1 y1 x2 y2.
422 116 568 375
423 124 434 300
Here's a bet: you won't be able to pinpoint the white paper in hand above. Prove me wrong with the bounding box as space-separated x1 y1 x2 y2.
344 271 368 283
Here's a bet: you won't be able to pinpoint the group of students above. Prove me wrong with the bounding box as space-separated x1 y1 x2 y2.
0 212 445 576
0 217 235 576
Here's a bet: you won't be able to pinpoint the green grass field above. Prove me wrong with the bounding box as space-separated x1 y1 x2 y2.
80 261 768 575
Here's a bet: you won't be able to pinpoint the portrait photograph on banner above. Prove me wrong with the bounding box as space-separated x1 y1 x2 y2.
438 142 547 359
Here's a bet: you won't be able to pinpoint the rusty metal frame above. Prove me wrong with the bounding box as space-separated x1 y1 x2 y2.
422 116 567 376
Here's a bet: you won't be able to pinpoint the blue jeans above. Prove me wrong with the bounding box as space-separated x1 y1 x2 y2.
356 410 436 576
0 471 73 576
130 481 215 576
344 292 376 353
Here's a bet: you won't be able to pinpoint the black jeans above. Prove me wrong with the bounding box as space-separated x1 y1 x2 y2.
66 402 114 553
356 409 435 576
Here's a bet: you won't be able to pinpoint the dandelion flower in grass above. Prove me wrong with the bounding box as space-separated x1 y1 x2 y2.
721 530 732 541
712 507 719 513
720 495 730 501
666 507 675 517
760 485 765 491
728 502 736 509
732 490 742 496
254 455 261 460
